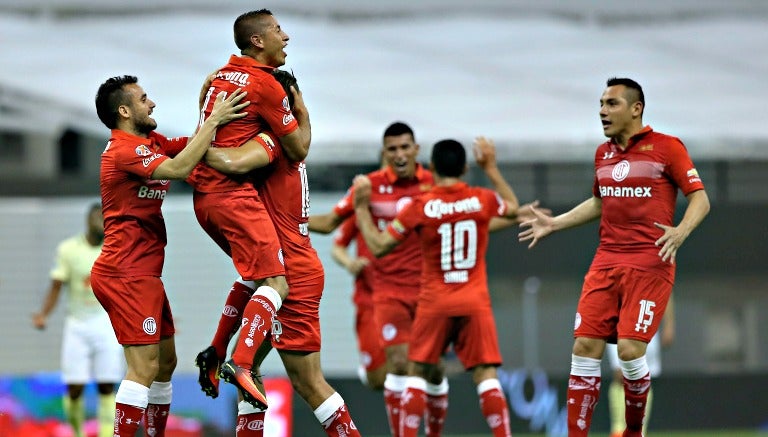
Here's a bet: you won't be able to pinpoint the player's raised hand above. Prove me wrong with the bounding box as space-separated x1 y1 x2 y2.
473 136 498 171
518 206 555 249
352 175 372 207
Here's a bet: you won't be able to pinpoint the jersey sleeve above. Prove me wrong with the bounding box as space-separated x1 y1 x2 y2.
259 78 298 138
332 189 354 218
114 140 170 179
665 138 705 195
49 240 70 282
486 189 508 218
151 132 189 157
253 131 282 163
387 200 420 241
333 216 358 247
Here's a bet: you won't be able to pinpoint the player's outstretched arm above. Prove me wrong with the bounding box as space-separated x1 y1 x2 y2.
152 89 249 180
308 212 344 234
519 196 602 249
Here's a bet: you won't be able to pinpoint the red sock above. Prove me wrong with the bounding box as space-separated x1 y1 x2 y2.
143 403 170 437
231 291 278 369
399 385 426 437
114 402 144 437
478 381 511 437
236 412 266 437
623 372 651 436
425 393 448 437
212 280 254 360
566 375 601 437
384 388 403 437
320 404 361 437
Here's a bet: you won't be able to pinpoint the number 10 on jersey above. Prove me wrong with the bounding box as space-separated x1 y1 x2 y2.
438 220 477 284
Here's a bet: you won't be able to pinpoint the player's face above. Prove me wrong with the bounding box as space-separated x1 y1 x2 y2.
258 16 290 67
599 85 640 139
383 133 420 179
122 83 157 134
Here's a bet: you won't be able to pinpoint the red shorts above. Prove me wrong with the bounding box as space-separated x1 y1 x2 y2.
575 266 673 343
356 303 386 371
193 190 285 281
91 273 175 345
408 309 502 369
374 295 417 348
271 274 324 352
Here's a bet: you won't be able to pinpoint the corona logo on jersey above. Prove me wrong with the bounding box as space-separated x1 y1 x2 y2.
424 197 482 219
215 70 250 87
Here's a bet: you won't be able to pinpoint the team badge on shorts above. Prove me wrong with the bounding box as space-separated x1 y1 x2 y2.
573 313 582 330
382 323 397 341
143 317 157 335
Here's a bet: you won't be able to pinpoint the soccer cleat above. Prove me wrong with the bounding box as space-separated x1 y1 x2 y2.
219 359 268 409
195 346 221 398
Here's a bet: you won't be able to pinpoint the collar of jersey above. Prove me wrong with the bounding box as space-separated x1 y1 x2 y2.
383 163 428 184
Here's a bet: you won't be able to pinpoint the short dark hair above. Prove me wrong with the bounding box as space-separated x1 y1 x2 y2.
383 121 414 140
95 75 138 129
607 77 645 111
233 9 273 51
272 69 299 108
431 139 466 178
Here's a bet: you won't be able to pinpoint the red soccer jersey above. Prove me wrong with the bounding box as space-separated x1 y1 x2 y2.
333 216 375 308
334 165 433 302
590 126 705 281
92 130 188 277
387 182 507 316
189 55 298 193
255 135 324 285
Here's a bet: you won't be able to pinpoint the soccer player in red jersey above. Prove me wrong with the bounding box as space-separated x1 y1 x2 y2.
331 216 387 390
91 75 247 437
201 71 360 437
309 122 450 436
353 137 529 437
188 9 312 410
519 77 710 437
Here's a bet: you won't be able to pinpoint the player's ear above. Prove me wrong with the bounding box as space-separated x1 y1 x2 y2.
251 34 264 49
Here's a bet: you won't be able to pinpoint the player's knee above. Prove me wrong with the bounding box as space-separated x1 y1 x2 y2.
572 337 604 358
263 276 289 300
157 353 177 380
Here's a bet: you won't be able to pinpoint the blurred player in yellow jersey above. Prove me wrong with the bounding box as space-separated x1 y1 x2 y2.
32 203 124 437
